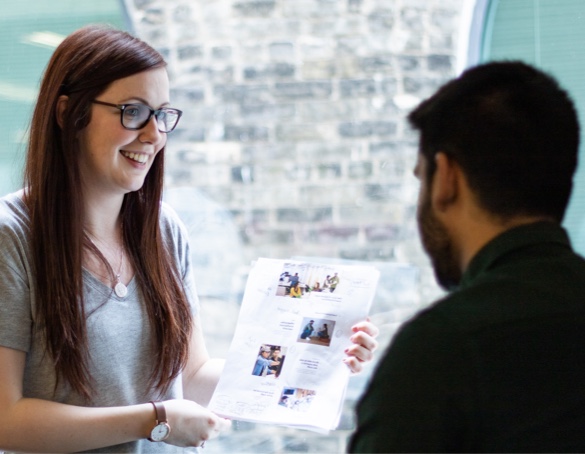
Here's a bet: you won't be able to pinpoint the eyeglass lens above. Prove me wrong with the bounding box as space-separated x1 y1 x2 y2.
122 104 181 132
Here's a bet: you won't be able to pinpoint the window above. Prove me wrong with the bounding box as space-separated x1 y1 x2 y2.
0 1 464 452
0 0 126 195
477 0 585 252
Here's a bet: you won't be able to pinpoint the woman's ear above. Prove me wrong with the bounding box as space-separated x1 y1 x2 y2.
55 95 69 129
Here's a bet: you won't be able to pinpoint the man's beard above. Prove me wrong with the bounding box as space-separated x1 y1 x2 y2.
417 189 462 291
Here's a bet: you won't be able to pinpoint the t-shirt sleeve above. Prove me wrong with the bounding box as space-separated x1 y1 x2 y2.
0 213 33 352
349 312 475 453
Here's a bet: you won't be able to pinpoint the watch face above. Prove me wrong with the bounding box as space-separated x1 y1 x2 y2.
150 422 171 442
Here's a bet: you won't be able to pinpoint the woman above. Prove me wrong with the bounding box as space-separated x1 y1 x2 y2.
0 25 379 452
317 323 329 340
289 282 302 298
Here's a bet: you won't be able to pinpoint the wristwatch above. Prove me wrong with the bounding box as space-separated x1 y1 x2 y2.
148 401 171 442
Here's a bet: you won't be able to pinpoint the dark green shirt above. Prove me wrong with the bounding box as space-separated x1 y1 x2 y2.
349 222 585 453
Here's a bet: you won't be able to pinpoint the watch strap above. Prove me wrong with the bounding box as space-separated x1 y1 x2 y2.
148 401 171 442
150 401 167 424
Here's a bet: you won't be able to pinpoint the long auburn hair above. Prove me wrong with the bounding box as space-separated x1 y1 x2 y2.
23 25 192 400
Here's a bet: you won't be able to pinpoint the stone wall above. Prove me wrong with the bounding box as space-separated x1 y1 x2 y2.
122 0 466 451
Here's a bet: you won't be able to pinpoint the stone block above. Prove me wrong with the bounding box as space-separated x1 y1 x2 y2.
223 125 270 142
348 161 373 179
338 121 397 138
400 7 424 31
285 163 312 181
359 54 393 73
369 141 399 157
243 63 296 81
231 165 255 184
430 31 454 50
276 124 327 142
364 183 403 202
277 207 333 223
397 55 420 71
365 224 401 241
178 45 203 60
283 0 340 18
214 84 272 104
431 8 457 30
172 4 193 23
253 164 287 185
171 87 205 103
302 60 337 80
403 77 422 94
269 42 295 61
171 126 206 142
133 0 156 9
273 81 333 99
229 209 270 224
347 0 362 13
298 100 354 123
340 79 376 98
141 7 166 25
240 102 296 121
367 9 395 34
299 185 340 206
340 246 395 261
317 163 342 179
198 186 233 205
241 144 296 163
294 141 354 164
233 1 276 17
304 226 360 243
246 228 295 245
427 54 453 72
212 46 232 59
380 78 398 95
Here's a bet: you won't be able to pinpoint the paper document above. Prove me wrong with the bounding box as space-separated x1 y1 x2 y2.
208 258 380 432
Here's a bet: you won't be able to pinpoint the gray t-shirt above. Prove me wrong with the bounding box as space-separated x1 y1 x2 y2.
0 192 199 453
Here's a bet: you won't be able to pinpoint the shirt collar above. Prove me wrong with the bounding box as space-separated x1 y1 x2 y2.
459 221 572 290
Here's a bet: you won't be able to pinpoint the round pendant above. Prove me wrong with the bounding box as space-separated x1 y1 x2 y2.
114 282 128 298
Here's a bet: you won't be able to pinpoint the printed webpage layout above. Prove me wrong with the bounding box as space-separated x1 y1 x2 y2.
208 257 380 432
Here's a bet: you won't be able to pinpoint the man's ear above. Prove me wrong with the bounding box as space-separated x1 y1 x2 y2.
55 95 69 129
431 151 459 212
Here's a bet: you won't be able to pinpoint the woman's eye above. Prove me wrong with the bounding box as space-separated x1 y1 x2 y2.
124 106 141 118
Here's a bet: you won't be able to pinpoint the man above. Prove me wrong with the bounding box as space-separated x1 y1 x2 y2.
327 272 340 292
252 346 279 376
300 320 315 340
349 61 585 452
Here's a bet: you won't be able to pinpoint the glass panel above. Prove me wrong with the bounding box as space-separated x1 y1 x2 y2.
480 0 585 252
0 0 125 195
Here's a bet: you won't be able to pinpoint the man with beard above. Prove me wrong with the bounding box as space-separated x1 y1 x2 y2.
349 61 585 452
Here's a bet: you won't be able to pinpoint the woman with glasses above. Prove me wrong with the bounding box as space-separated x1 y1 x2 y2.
0 25 379 452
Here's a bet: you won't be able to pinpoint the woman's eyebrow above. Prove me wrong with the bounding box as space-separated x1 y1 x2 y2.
121 96 171 108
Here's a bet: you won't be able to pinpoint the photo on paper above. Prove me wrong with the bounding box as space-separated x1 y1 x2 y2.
276 263 310 298
250 344 287 378
278 387 317 412
297 317 335 347
276 263 342 299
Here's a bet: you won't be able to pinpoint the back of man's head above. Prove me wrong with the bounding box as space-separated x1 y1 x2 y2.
408 61 580 222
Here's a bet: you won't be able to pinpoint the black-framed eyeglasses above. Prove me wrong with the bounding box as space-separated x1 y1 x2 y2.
92 100 182 133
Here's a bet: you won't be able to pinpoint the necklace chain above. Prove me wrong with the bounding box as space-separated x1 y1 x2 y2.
84 232 128 298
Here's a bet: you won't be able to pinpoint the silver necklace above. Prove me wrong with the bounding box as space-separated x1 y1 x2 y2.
86 234 127 298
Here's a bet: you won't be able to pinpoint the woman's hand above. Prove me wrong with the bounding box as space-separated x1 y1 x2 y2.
162 399 231 448
343 318 380 374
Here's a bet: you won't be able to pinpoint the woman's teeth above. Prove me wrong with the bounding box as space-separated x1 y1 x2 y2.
121 151 148 164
